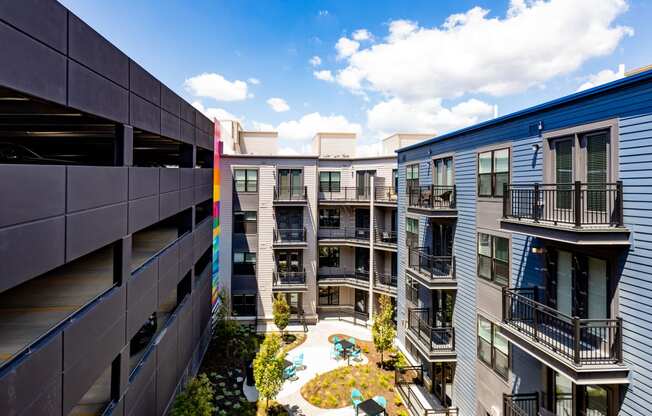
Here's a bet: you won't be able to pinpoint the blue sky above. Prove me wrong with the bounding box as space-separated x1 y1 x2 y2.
61 0 652 155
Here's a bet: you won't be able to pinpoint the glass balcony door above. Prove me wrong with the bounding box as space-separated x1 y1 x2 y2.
432 362 454 407
278 169 303 199
276 250 301 273
356 170 375 198
431 222 454 257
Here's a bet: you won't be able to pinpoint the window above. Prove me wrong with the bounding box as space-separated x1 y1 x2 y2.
319 247 340 268
478 148 509 197
477 233 509 286
477 316 509 379
233 294 256 316
234 211 257 234
233 252 256 275
278 169 303 196
406 164 419 190
406 217 419 247
234 169 257 192
319 287 339 305
433 157 453 186
319 171 341 192
319 208 340 228
393 169 398 191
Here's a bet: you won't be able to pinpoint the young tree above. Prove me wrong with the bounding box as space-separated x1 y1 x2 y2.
171 373 214 416
372 295 396 367
253 333 284 410
272 294 290 339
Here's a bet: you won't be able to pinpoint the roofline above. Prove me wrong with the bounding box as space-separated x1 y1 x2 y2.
222 153 397 162
397 68 652 153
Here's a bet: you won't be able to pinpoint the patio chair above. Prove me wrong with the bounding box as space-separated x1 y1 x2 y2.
293 352 304 370
283 365 298 381
348 337 356 346
331 343 343 360
333 335 340 344
350 348 362 362
373 396 387 409
351 389 364 409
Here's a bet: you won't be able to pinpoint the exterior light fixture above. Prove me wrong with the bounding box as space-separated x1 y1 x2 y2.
531 246 545 255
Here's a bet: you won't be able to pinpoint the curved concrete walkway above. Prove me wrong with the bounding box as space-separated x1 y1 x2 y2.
268 320 373 416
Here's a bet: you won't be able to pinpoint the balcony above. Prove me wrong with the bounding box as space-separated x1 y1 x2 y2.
374 186 397 206
503 393 543 416
373 272 397 296
405 281 419 305
406 308 455 360
273 185 308 205
501 182 629 245
395 366 458 416
501 288 628 384
318 227 370 247
407 185 457 217
374 229 397 251
317 270 370 290
272 269 308 292
319 186 371 205
272 228 307 248
406 247 456 289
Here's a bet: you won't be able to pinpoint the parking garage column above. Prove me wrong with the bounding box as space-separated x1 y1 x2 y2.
117 124 133 166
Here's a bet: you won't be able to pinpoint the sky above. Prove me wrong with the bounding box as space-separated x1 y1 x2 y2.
60 0 652 156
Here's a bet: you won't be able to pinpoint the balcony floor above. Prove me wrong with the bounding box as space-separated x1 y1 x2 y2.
500 218 630 245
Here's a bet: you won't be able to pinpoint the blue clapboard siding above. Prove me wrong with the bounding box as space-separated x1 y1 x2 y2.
397 72 652 414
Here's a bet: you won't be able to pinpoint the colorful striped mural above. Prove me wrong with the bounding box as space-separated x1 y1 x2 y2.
211 119 222 308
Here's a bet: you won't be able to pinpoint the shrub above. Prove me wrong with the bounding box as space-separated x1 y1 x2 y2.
171 374 214 416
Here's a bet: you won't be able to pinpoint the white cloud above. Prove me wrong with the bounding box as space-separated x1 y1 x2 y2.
267 97 290 112
276 112 362 141
332 0 632 100
352 29 373 42
309 56 322 67
248 77 261 85
184 72 249 101
313 70 335 82
278 143 312 156
335 37 360 60
318 10 329 16
192 101 239 122
367 97 494 137
250 121 274 131
356 142 384 157
577 64 625 92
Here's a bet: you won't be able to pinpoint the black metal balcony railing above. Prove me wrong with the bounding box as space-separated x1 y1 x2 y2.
407 308 455 352
408 185 456 210
375 186 397 203
273 228 307 243
273 269 307 286
233 304 256 317
502 287 623 365
395 366 459 416
375 229 397 245
408 247 455 280
318 270 370 284
319 186 371 202
503 182 624 227
317 227 370 241
503 393 541 416
374 272 397 288
274 185 308 202
406 282 419 304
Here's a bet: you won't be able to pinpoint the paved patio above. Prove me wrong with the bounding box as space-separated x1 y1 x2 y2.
245 319 373 416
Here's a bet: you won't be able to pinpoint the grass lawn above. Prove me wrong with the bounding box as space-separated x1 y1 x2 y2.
300 333 408 416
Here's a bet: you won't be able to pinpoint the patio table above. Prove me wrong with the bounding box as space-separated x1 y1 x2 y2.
356 398 386 416
336 339 355 364
284 359 293 369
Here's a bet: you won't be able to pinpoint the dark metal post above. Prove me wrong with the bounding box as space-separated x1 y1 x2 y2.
616 180 624 227
616 317 623 363
574 181 582 228
502 183 508 218
502 287 507 322
533 183 540 222
573 317 581 364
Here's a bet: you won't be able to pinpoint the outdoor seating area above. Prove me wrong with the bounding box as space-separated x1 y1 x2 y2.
330 335 365 365
351 389 388 416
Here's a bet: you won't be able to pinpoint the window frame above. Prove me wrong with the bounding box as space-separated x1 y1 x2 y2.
233 168 258 193
319 171 341 192
233 251 257 276
318 287 340 306
232 293 256 316
477 148 510 198
477 315 510 381
406 163 420 190
433 156 454 187
233 210 257 234
477 233 509 287
319 246 340 268
406 217 419 247
319 208 341 228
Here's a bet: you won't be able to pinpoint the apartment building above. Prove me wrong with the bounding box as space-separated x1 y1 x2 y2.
0 2 214 415
395 69 652 415
219 126 432 328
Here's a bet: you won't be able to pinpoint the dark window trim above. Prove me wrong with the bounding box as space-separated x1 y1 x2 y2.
319 246 340 268
477 148 510 198
319 171 341 192
233 168 258 193
319 287 340 306
477 315 510 381
319 208 341 228
477 233 509 287
406 163 420 190
233 210 258 235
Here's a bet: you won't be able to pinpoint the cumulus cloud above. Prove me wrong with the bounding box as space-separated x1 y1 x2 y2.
313 70 335 82
267 97 290 112
279 143 312 156
276 112 362 141
184 72 249 102
367 97 494 137
352 29 373 42
577 64 625 91
192 101 239 122
335 37 360 59
248 77 261 85
250 121 275 131
309 56 322 67
332 0 632 100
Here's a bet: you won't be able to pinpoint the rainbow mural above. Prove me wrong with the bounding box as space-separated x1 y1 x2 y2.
211 120 222 308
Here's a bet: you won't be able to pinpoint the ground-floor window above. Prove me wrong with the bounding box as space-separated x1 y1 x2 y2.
318 287 339 305
233 293 256 316
477 315 509 380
